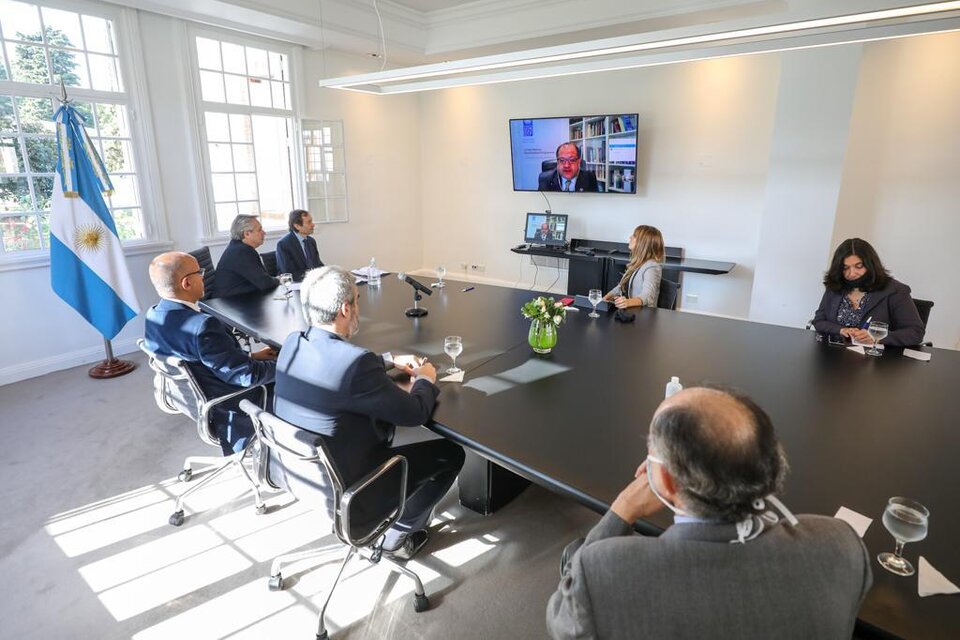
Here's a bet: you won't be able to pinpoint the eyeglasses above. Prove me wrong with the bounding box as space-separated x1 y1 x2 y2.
557 156 580 165
182 268 206 280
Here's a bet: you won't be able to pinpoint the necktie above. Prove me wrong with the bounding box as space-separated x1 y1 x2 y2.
564 179 571 192
302 238 317 268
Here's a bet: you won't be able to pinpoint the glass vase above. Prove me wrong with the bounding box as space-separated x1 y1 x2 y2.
528 318 558 354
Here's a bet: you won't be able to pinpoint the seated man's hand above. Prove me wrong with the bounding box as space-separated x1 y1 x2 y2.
392 354 425 374
610 460 664 524
412 362 437 384
252 346 278 361
613 296 639 309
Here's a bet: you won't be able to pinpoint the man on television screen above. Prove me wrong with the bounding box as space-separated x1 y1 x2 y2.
533 221 552 242
539 142 600 193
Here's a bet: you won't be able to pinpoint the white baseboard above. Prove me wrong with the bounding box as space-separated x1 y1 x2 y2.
407 268 567 295
0 337 142 386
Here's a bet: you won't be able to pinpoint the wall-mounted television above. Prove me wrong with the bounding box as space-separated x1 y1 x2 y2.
509 114 638 194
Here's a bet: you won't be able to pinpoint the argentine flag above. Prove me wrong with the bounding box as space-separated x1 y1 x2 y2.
50 103 139 339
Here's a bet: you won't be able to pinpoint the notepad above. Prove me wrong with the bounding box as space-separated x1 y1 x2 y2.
439 370 464 383
919 556 959 597
903 349 932 362
834 506 872 538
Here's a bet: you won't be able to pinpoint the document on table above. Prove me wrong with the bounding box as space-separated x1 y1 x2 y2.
903 348 932 362
834 506 872 538
919 557 960 597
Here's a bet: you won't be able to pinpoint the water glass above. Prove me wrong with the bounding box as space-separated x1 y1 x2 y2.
444 336 463 374
877 496 929 576
435 264 447 288
867 320 889 356
275 273 293 299
588 289 603 318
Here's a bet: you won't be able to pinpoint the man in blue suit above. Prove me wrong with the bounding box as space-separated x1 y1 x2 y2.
144 251 277 454
276 209 323 282
214 215 279 298
275 266 464 560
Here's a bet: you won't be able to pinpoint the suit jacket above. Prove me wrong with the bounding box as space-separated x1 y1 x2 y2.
812 277 924 347
276 231 323 282
546 511 872 640
143 298 276 453
539 168 600 192
609 259 662 307
214 239 279 298
274 328 439 521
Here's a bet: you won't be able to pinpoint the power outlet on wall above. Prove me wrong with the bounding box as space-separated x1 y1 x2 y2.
459 262 470 272
685 293 698 305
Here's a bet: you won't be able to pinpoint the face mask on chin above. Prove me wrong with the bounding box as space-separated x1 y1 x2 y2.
842 273 870 290
645 455 690 517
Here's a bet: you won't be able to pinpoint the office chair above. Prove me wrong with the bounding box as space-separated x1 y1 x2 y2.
261 250 278 277
541 159 557 172
239 400 431 640
138 339 268 527
187 246 217 300
657 279 681 310
913 298 934 346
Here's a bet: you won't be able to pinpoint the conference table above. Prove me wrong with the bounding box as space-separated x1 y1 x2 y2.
202 277 959 640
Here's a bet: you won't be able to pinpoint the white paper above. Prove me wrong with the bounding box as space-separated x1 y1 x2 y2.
351 266 389 278
903 348 932 362
846 345 866 355
439 370 464 383
919 556 960 597
834 507 872 538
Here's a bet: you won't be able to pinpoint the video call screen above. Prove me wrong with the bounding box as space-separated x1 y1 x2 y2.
524 213 568 245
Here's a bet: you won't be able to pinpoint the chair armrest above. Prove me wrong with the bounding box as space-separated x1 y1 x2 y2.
197 385 268 446
340 455 408 547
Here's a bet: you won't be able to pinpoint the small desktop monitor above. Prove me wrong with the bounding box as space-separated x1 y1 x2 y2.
524 212 568 246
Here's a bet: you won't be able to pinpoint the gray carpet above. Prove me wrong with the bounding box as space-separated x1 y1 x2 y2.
0 353 599 639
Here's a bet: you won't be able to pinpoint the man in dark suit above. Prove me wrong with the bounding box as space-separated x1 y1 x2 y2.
538 142 600 192
547 386 872 639
275 209 323 282
275 266 464 559
214 215 279 298
144 251 277 454
533 222 552 242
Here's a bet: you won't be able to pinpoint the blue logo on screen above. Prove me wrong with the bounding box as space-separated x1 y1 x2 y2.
523 120 533 136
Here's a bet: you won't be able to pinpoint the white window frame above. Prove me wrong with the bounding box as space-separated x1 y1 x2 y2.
184 24 305 244
0 0 170 272
302 119 349 224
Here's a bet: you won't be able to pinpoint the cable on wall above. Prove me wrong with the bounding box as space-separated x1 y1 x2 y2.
372 0 387 71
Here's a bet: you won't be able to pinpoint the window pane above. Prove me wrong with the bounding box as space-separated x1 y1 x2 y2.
109 173 138 208
229 114 251 143
211 173 236 202
232 144 254 171
204 112 230 142
270 81 286 109
88 53 120 91
41 8 84 49
223 74 249 105
324 147 345 173
0 137 24 172
237 200 258 215
0 96 15 131
51 47 90 88
324 198 348 223
246 47 268 78
208 143 232 172
199 70 225 103
249 77 270 108
1 1 43 40
325 173 346 198
215 202 238 230
112 207 142 240
0 176 31 211
81 15 114 54
323 122 343 146
39 211 49 248
100 138 133 174
95 103 129 137
251 115 292 221
16 97 54 133
306 180 325 199
24 137 56 173
7 42 49 84
195 37 221 71
1 214 40 250
221 41 245 74
33 175 52 210
235 172 257 200
0 47 7 81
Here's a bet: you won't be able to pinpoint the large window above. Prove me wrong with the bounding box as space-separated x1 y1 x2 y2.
191 30 297 234
0 0 148 257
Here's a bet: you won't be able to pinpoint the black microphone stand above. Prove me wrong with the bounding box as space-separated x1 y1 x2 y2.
405 290 428 317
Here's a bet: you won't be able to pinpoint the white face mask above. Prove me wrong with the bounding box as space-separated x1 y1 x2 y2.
645 455 691 517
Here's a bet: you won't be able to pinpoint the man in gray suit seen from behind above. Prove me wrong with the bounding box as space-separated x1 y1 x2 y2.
546 385 872 640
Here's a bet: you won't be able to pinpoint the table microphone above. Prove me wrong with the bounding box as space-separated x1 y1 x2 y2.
397 272 433 296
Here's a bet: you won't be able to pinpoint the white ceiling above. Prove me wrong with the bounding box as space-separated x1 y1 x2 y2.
387 0 481 12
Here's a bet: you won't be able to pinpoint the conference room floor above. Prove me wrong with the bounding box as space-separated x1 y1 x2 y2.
0 352 601 639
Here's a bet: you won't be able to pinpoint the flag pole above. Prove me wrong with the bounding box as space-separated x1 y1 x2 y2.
54 77 137 379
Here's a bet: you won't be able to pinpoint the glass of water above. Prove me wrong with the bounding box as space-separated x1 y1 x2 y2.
444 336 463 374
275 273 293 300
878 496 929 576
435 264 447 288
866 320 889 356
588 289 603 318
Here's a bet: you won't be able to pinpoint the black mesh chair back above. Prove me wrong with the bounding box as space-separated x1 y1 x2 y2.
657 279 681 310
188 246 217 300
261 250 278 277
913 298 934 329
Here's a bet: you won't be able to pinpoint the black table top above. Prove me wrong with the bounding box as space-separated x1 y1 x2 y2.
203 279 958 640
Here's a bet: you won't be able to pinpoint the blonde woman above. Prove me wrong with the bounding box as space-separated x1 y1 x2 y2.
604 225 664 309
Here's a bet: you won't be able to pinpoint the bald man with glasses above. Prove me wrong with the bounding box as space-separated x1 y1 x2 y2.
538 142 600 192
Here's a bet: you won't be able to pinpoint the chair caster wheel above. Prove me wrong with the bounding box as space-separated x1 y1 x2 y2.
255 504 267 515
178 469 193 482
413 593 429 612
268 574 283 591
169 510 185 527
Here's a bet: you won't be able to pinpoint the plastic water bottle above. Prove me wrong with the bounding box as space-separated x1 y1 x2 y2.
665 376 683 399
368 257 380 287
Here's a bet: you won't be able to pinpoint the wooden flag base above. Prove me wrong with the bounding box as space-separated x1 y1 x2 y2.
89 358 136 379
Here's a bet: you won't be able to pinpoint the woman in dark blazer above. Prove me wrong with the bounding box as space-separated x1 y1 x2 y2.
812 238 924 347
